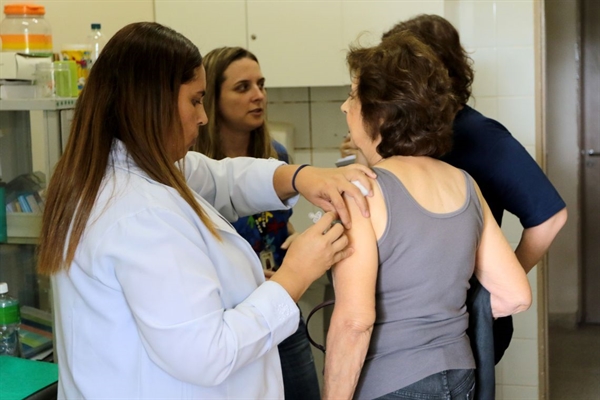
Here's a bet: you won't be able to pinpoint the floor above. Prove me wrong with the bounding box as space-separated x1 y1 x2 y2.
549 323 600 399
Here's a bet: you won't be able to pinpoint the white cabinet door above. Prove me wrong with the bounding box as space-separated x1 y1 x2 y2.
342 0 445 51
155 0 247 56
155 0 445 88
246 0 347 87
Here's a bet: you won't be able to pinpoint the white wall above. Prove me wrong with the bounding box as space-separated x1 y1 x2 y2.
445 3 539 398
31 0 154 52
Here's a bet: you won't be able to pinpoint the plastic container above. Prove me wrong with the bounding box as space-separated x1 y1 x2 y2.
87 23 104 68
0 3 52 54
0 282 21 357
35 62 72 98
54 60 78 97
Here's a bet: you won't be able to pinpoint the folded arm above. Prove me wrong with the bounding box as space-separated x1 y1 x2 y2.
473 181 533 318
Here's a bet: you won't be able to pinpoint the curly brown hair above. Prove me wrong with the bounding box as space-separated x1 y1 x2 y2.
347 30 457 158
383 14 474 106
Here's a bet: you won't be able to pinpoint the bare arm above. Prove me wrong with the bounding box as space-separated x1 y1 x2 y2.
515 207 568 273
473 182 532 318
323 194 378 400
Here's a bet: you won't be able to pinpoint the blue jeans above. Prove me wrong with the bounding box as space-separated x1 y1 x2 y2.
373 369 476 400
278 315 321 400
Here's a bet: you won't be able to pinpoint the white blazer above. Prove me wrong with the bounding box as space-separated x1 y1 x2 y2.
53 140 300 399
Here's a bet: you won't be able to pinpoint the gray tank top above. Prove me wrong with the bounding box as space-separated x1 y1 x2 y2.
355 167 482 400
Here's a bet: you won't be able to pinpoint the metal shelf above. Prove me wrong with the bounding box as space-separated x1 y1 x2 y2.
0 98 77 111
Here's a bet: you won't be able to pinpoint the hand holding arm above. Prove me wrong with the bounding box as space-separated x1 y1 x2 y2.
273 164 377 229
515 207 568 273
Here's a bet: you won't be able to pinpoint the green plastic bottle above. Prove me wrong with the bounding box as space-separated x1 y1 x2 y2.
0 282 21 357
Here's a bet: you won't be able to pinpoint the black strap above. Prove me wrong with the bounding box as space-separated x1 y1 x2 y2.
304 299 335 353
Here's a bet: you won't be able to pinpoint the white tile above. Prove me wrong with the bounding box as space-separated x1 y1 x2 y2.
461 1 497 47
266 87 309 103
310 101 349 149
495 383 504 399
470 96 498 120
497 47 535 97
312 149 341 169
501 338 539 386
310 86 351 102
447 1 475 48
267 102 311 148
513 295 538 340
292 149 312 165
288 150 316 233
496 2 534 47
496 359 504 385
500 211 524 246
497 96 536 147
470 47 498 97
501 384 539 400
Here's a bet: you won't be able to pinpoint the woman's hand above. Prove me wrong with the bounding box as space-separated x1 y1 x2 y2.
294 164 376 229
270 212 352 302
280 232 299 250
280 222 299 250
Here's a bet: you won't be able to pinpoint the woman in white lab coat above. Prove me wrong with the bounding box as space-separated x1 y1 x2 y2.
194 46 321 400
36 22 374 399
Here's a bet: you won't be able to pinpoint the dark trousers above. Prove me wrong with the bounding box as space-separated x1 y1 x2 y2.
374 369 476 400
278 315 321 400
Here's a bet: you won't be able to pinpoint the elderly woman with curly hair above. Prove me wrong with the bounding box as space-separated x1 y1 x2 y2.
322 31 532 400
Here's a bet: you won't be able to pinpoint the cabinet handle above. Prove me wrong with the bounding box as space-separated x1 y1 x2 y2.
251 34 257 40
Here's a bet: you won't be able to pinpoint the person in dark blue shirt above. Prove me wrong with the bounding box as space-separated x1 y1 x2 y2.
193 46 321 400
381 13 567 363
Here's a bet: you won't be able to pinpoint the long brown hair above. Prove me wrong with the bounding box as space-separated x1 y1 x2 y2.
37 22 219 276
383 14 474 106
193 47 277 160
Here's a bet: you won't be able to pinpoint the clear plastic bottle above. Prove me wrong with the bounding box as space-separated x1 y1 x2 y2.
0 282 21 357
87 23 105 68
0 4 53 54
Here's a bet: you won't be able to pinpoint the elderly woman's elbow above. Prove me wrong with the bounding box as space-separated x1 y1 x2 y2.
491 289 532 319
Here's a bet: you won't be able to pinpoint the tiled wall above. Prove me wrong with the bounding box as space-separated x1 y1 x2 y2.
269 1 542 397
446 1 540 398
